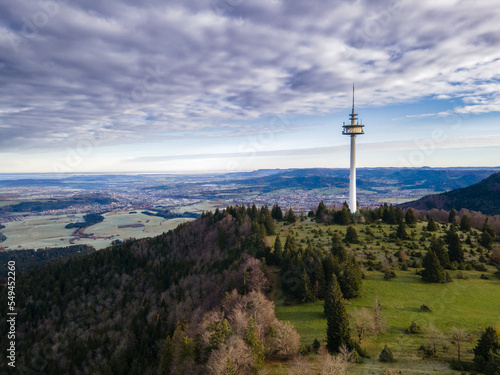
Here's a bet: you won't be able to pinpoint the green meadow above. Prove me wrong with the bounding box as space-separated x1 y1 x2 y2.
265 218 500 374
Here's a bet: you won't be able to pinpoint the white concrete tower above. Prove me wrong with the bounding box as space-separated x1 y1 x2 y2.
342 85 364 213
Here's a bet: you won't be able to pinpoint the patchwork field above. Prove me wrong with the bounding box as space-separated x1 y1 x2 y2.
0 211 193 250
83 211 194 249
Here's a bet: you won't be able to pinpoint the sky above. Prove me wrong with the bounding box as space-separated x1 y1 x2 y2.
1 0 500 174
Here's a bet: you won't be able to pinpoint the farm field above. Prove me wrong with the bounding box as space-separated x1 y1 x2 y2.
0 211 193 250
84 211 194 249
0 214 83 250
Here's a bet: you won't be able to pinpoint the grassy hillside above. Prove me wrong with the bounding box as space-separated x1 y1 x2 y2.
266 216 500 374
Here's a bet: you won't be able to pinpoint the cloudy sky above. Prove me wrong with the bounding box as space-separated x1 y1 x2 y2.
1 0 500 173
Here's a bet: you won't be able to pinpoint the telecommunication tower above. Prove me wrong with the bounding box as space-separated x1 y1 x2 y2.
342 85 364 213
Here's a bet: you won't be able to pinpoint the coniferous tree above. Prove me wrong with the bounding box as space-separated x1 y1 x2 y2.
460 215 471 232
394 207 404 224
271 204 283 221
249 204 259 221
405 208 417 225
285 208 296 224
260 205 275 235
344 226 359 245
483 218 496 237
315 261 327 299
158 336 174 374
340 256 363 299
446 225 464 263
448 209 457 224
430 236 450 269
395 221 408 240
283 234 297 259
272 235 283 265
244 317 264 372
331 233 347 262
334 206 352 225
427 216 438 231
481 231 494 250
316 201 329 221
475 330 500 375
324 274 350 353
382 204 397 224
421 248 446 283
301 269 316 303
323 253 341 285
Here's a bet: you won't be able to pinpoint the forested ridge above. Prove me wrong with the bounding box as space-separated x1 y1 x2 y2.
400 172 500 215
0 207 278 374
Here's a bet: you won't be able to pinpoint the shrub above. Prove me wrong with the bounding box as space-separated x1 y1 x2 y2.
407 321 423 334
312 338 321 353
379 345 395 362
420 304 432 312
384 270 397 280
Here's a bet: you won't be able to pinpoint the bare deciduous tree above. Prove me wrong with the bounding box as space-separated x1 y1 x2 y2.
452 327 471 362
373 294 386 334
352 308 375 344
317 345 352 375
267 320 301 360
206 335 254 375
425 323 443 354
287 355 313 375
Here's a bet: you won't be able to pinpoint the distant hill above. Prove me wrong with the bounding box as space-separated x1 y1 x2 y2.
399 172 500 215
212 168 499 193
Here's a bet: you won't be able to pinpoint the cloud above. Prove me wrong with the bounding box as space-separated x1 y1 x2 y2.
126 134 500 163
1 0 500 155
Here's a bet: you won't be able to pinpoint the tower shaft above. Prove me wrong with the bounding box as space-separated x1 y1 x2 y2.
350 135 357 213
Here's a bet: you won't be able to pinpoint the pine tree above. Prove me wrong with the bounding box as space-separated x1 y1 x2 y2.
344 226 359 245
158 336 173 374
395 221 408 240
331 233 347 262
382 204 397 224
244 317 264 372
316 201 329 221
324 274 350 353
430 236 450 269
446 226 464 263
474 327 500 372
395 207 404 224
421 248 445 283
334 206 352 225
460 215 471 232
260 205 275 235
448 209 457 224
405 208 417 225
340 256 363 299
285 208 296 224
271 204 283 221
301 269 316 303
315 261 327 299
226 358 238 375
483 218 496 237
481 231 494 250
272 235 283 265
427 216 438 231
323 253 341 285
283 234 297 259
